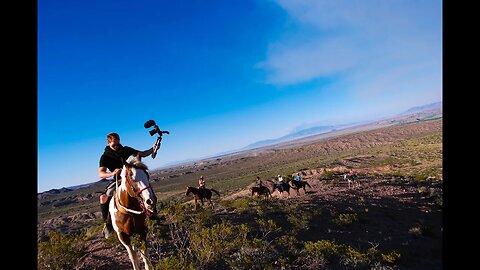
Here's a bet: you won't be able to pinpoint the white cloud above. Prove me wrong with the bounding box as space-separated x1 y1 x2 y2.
258 36 361 85
260 0 442 92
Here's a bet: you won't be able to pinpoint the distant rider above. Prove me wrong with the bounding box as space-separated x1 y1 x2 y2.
198 175 206 189
255 176 262 187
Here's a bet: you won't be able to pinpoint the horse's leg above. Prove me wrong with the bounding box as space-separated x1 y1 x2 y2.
139 243 151 270
118 234 141 270
209 198 214 209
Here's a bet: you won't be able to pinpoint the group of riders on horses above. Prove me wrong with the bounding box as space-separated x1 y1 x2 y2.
254 172 303 192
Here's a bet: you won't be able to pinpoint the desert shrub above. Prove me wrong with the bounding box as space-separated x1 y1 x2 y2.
408 221 433 238
83 222 103 241
130 234 147 255
365 244 380 263
227 238 275 270
413 173 430 181
417 186 428 193
189 221 238 268
370 262 400 270
381 251 401 264
163 203 189 224
38 230 87 270
319 170 337 180
304 240 341 261
330 178 341 186
276 235 301 256
257 219 281 239
339 246 368 268
287 211 311 232
333 212 359 228
221 197 253 213
146 219 169 265
189 207 215 230
155 255 195 270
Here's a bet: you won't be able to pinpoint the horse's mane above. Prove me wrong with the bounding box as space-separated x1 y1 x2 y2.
132 161 148 171
123 158 150 182
124 155 149 170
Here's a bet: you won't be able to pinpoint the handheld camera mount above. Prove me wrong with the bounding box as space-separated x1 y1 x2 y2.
144 120 169 159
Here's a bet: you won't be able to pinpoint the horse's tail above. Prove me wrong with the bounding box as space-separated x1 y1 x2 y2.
210 189 220 196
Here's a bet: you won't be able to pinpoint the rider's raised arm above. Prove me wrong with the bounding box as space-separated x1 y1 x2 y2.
138 143 159 158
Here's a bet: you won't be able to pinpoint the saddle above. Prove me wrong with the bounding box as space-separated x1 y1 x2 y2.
198 186 206 197
277 182 288 191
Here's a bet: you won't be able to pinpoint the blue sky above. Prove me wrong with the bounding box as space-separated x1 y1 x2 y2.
38 0 442 192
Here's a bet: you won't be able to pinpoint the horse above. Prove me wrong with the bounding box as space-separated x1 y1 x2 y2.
344 173 360 188
185 186 220 210
272 182 291 197
250 185 271 200
289 180 311 195
109 156 157 270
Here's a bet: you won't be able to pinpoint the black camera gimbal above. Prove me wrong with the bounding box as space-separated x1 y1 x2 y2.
144 120 169 159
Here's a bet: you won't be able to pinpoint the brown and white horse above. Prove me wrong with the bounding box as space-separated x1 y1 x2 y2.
109 156 157 270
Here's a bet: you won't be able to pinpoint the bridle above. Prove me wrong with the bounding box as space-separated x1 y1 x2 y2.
114 165 156 217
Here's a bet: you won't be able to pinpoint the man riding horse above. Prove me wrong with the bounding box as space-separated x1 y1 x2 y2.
98 132 159 239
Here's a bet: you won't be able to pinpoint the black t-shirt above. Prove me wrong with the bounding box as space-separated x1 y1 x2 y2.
99 145 139 173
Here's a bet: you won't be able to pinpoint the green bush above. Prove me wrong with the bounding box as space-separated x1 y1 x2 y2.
257 219 281 239
38 230 87 270
221 197 253 213
319 170 337 180
381 251 401 264
333 212 359 228
304 239 341 261
155 255 195 270
340 246 367 268
287 212 311 232
189 221 237 268
408 221 433 238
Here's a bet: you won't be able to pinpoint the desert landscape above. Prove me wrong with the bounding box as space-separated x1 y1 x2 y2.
38 116 442 270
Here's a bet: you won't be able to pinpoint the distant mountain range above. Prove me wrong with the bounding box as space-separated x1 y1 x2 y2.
400 101 441 115
243 124 349 150
242 101 442 151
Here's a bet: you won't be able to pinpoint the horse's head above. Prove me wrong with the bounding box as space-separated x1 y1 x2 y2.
121 156 157 216
185 186 192 196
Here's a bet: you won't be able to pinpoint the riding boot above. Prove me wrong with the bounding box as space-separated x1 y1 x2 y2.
100 197 113 239
100 201 109 221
